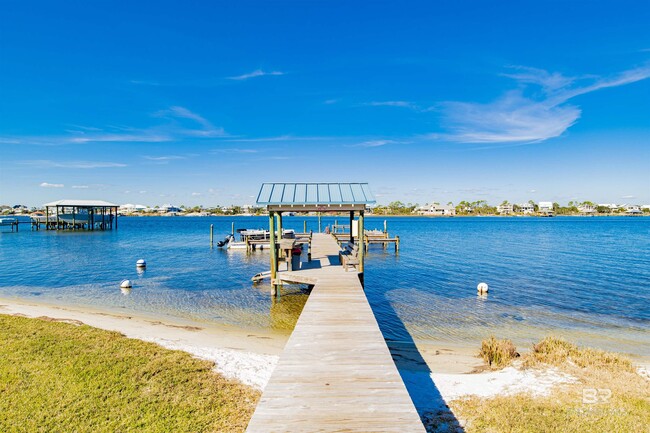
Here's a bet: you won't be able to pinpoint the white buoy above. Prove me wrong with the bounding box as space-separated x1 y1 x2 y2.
136 259 146 268
477 282 489 294
120 279 132 289
120 287 131 295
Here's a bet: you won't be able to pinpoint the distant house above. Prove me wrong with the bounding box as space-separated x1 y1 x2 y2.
417 203 456 216
12 205 29 214
497 203 514 215
578 204 596 215
119 204 147 214
159 204 182 214
624 204 642 216
519 203 535 214
538 201 554 216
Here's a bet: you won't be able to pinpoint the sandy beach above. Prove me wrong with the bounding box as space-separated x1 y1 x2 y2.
0 297 602 406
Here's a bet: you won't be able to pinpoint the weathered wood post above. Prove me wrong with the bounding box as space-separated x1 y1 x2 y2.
45 206 49 231
349 211 354 243
359 209 365 273
395 235 400 253
269 211 278 296
210 224 214 247
318 212 322 233
303 220 307 234
308 230 312 261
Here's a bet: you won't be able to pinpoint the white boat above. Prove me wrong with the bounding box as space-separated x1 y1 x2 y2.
217 228 295 250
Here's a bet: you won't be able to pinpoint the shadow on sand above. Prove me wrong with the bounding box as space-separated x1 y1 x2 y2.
371 291 465 433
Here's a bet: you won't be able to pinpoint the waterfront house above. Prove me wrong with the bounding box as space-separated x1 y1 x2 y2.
538 201 554 216
519 203 535 214
417 203 456 216
497 203 514 215
578 204 597 215
159 204 182 214
624 204 643 215
119 204 147 215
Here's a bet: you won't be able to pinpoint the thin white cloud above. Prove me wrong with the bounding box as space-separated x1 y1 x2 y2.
40 182 64 188
367 101 418 109
191 192 202 196
72 185 89 189
155 106 227 137
440 91 581 143
142 155 186 162
440 64 650 144
164 106 212 129
130 80 161 86
22 160 127 169
4 106 226 146
69 133 171 143
212 148 259 154
622 195 636 199
352 139 400 147
228 69 285 80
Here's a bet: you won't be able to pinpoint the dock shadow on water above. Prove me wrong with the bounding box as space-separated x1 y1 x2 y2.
269 285 311 331
371 292 465 433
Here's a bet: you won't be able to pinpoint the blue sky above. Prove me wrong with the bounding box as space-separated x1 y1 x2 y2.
1 1 649 207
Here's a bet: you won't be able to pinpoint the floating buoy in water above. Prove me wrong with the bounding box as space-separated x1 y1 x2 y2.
136 259 146 268
120 279 132 289
477 282 489 294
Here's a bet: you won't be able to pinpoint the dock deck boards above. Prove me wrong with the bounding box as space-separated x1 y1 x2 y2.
246 233 424 432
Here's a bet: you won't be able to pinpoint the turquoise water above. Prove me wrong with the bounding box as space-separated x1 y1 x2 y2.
1 216 648 356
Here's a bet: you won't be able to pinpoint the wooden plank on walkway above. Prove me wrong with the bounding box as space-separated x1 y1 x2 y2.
247 234 424 432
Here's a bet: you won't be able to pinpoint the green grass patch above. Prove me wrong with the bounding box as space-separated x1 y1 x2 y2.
0 315 260 432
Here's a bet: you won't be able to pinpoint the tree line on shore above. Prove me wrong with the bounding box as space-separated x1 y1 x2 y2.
371 200 649 216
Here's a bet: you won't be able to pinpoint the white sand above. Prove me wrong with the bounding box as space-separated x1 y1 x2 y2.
0 299 283 389
2 298 633 408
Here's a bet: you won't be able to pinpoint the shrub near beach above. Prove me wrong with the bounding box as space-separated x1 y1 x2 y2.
451 336 650 433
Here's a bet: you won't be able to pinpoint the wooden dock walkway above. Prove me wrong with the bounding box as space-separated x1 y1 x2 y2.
246 233 424 432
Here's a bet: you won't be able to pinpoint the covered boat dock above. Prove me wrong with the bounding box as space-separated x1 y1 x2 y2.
37 200 119 231
256 182 375 296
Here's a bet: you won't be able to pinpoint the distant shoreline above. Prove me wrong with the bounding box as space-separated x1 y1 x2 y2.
110 213 650 218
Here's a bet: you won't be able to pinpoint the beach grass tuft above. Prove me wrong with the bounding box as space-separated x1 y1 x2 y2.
478 336 518 369
0 314 260 432
523 336 635 372
452 336 650 433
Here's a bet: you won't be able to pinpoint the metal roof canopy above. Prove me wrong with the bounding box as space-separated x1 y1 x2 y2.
44 199 118 207
256 183 375 212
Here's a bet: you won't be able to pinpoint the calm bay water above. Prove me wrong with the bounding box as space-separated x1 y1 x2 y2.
1 216 648 356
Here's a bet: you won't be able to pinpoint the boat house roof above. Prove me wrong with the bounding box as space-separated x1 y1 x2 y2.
256 182 375 212
44 200 118 207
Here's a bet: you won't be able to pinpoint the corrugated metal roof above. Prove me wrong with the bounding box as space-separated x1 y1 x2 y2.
256 183 375 205
44 200 118 207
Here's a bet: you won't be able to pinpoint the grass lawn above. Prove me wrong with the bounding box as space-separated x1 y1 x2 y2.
0 315 260 433
451 337 650 433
